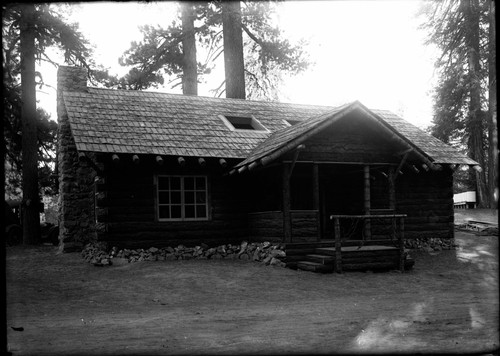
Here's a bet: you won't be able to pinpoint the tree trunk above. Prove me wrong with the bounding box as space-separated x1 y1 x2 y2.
463 0 489 207
222 1 246 99
488 0 498 208
181 2 198 96
20 4 41 244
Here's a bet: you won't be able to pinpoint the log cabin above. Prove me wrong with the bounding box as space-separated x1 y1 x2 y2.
57 66 478 270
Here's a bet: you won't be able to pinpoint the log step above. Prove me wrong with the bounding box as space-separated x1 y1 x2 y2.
296 261 334 273
305 254 335 265
315 245 399 257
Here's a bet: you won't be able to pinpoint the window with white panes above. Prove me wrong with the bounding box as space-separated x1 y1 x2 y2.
156 176 208 221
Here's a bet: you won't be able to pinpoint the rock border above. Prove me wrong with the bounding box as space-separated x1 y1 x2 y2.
82 241 286 267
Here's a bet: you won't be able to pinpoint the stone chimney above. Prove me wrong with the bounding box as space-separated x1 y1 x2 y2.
57 66 96 252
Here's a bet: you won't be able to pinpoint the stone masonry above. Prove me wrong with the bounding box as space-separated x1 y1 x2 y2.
57 66 96 252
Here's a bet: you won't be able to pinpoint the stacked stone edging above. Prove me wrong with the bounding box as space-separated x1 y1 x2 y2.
82 241 286 267
404 237 457 251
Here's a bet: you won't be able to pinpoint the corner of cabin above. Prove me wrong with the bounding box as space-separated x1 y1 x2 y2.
57 66 97 252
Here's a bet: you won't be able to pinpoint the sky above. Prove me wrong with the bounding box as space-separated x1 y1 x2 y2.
36 0 438 129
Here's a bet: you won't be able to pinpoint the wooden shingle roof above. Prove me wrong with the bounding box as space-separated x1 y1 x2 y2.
62 87 477 166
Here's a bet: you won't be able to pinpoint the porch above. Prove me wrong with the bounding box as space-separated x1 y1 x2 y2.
284 214 415 273
246 161 415 273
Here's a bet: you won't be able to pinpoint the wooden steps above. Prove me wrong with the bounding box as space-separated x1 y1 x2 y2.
296 261 334 273
285 242 414 273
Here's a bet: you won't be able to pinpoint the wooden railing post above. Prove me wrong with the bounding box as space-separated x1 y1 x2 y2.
282 163 292 242
398 216 405 272
334 217 342 273
363 165 371 240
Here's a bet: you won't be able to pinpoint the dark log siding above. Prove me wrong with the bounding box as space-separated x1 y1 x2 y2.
97 156 250 248
284 112 407 164
248 210 319 243
395 167 454 239
91 116 454 248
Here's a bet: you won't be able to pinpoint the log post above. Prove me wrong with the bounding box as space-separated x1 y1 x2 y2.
312 163 321 241
282 163 292 242
398 216 405 272
334 217 342 273
388 166 396 211
363 165 371 240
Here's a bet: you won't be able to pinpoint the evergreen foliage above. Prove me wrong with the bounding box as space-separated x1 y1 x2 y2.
2 4 91 198
114 1 310 100
419 0 497 207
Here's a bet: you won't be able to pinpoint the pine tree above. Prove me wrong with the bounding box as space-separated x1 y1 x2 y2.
421 0 496 207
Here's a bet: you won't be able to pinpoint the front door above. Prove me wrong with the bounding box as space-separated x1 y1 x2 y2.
320 165 364 240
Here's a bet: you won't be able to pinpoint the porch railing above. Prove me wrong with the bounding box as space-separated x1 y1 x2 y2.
329 214 407 273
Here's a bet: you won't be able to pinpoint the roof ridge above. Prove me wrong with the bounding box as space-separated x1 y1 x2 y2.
85 86 348 110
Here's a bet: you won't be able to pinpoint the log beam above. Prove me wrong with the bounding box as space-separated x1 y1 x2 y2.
198 157 206 167
112 154 120 164
132 154 140 165
178 157 186 166
219 158 227 168
156 156 164 166
238 165 247 174
248 161 259 171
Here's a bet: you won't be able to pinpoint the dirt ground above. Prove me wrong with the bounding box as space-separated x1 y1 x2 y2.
5 218 499 355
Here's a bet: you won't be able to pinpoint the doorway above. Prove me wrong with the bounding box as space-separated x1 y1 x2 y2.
319 164 364 240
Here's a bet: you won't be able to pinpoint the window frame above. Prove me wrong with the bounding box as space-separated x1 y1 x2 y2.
155 175 210 222
219 114 269 132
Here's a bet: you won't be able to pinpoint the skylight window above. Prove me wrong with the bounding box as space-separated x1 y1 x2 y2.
219 115 268 132
284 119 300 126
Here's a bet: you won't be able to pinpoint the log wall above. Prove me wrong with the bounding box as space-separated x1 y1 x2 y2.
248 210 319 243
395 167 454 239
97 156 250 248
287 113 404 164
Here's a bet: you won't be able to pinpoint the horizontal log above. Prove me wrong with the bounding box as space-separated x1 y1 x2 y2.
104 236 249 250
105 228 247 242
107 220 247 234
342 262 400 271
284 241 337 249
340 239 399 247
290 236 318 243
285 248 318 256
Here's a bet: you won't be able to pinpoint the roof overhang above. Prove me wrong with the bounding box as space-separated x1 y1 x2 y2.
232 101 444 173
